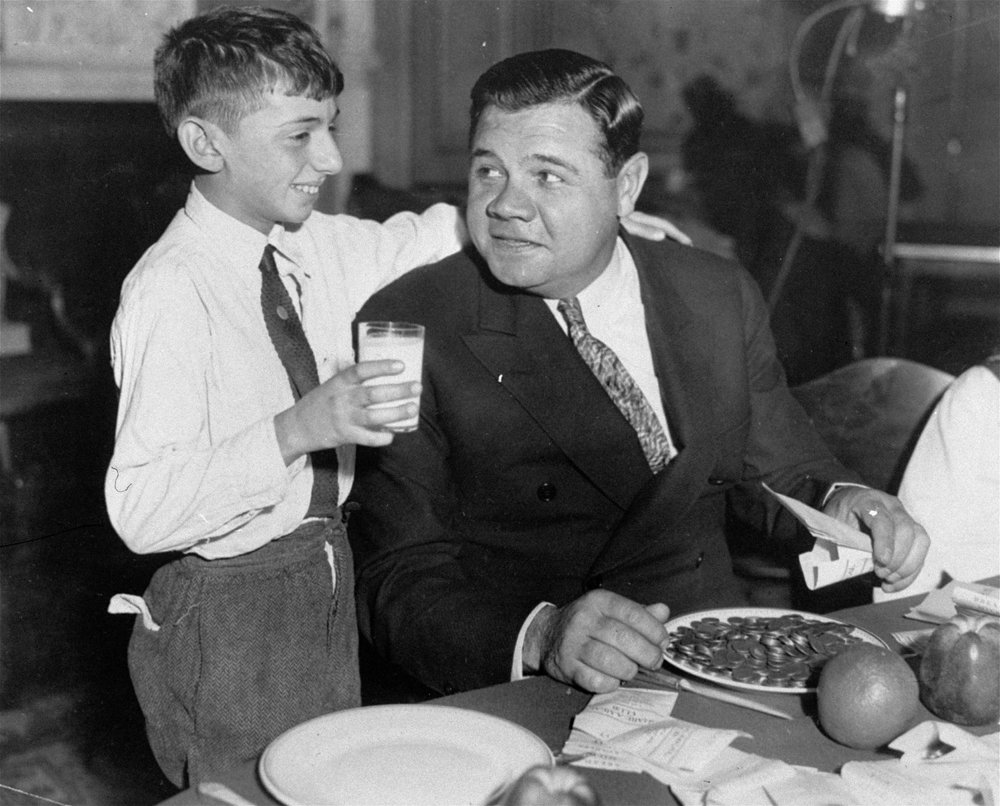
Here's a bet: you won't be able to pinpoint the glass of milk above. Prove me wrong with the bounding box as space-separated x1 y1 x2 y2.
357 321 425 432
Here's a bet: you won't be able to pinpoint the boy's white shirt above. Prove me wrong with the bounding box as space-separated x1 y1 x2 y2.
106 183 463 557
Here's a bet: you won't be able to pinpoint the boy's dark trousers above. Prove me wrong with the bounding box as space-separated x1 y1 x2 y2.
127 517 360 787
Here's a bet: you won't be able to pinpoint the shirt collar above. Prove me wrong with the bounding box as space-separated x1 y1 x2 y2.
577 238 632 314
543 237 635 316
184 183 309 288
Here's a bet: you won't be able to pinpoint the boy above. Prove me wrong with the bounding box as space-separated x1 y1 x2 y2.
106 6 680 787
104 6 467 786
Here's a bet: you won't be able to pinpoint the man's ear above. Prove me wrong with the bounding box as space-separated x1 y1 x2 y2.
615 152 649 219
177 117 226 173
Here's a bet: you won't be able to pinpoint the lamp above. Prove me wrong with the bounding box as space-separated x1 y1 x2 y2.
770 0 924 316
870 0 922 19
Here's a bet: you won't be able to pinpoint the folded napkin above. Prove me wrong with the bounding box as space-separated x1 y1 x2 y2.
669 721 998 806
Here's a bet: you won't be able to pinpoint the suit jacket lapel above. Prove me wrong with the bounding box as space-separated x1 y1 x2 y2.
462 278 651 511
621 235 721 525
587 238 725 578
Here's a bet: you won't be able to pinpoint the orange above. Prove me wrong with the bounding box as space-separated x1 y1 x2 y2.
816 644 919 749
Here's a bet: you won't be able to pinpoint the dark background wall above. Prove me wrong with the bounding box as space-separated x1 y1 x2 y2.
1 101 191 356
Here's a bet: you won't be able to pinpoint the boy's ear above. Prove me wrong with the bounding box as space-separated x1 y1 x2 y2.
177 117 226 173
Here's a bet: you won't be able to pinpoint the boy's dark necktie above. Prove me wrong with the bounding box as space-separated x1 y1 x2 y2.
259 244 339 517
558 296 675 473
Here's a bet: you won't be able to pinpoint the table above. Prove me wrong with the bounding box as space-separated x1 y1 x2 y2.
159 587 999 806
881 242 1000 356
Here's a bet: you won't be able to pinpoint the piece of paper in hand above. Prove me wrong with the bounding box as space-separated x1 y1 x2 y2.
762 483 874 590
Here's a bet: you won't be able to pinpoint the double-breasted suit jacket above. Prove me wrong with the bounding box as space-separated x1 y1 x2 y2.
349 233 856 694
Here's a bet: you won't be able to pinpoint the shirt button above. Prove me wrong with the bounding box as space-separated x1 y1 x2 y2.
536 483 557 502
694 552 705 568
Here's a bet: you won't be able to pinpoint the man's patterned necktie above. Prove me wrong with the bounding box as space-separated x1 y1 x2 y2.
259 244 339 516
558 296 675 473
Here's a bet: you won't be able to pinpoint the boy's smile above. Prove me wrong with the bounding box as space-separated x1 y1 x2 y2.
200 90 342 234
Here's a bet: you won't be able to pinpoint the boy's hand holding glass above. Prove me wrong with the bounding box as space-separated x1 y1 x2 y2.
273 358 422 464
357 322 425 433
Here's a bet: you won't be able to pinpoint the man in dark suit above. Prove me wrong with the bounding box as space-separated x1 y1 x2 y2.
349 50 929 696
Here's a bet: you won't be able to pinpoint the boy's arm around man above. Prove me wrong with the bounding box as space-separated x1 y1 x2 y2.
105 193 463 557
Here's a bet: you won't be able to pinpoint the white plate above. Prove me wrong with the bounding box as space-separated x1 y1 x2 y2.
662 607 889 694
258 703 553 806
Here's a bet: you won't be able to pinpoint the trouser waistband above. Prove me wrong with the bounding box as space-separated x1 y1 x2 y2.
177 517 343 577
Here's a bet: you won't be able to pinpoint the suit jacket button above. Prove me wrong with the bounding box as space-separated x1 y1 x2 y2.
694 552 705 568
586 575 603 591
707 477 725 486
537 482 557 502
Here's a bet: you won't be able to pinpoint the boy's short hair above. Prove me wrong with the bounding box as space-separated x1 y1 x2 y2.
154 5 343 135
469 49 643 178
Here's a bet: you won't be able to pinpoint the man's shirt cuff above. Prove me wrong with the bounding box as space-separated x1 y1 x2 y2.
822 481 869 507
510 601 555 681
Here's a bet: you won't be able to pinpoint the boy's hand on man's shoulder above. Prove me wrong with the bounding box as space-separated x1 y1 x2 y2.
273 362 419 464
620 211 692 245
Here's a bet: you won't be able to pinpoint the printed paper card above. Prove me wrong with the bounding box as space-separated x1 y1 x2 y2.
562 688 743 780
609 718 746 780
905 580 1000 624
762 483 874 590
570 687 677 742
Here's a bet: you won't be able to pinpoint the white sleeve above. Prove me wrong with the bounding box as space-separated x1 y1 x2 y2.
105 269 294 554
885 367 1000 598
376 202 467 286
510 602 555 681
326 203 467 316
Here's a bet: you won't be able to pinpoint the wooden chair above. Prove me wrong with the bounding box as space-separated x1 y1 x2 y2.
731 357 956 610
789 357 955 493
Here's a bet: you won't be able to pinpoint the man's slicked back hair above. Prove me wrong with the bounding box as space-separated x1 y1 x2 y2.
469 49 644 176
154 5 343 135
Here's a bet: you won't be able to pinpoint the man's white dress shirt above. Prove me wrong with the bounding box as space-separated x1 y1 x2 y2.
512 239 676 678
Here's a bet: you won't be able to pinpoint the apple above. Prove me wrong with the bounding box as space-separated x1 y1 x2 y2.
498 765 599 806
919 614 1000 726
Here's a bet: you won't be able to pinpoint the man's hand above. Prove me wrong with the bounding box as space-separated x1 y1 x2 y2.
620 211 692 245
522 591 670 693
823 486 930 593
273 360 420 464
